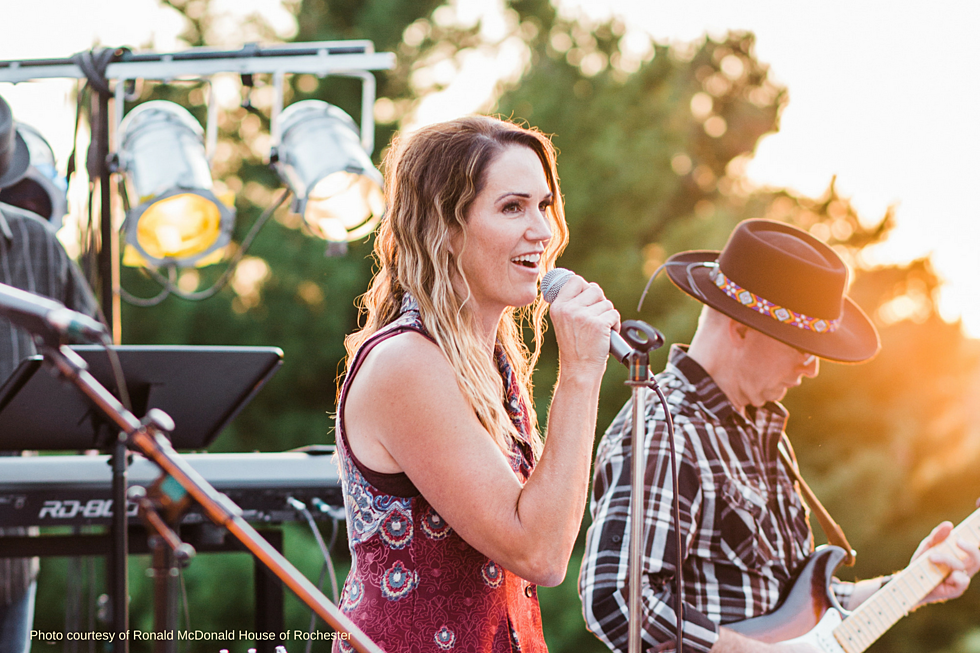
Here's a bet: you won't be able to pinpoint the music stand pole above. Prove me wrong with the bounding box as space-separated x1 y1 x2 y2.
42 339 134 646
39 344 384 653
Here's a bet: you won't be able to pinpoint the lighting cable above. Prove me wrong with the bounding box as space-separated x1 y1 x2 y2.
120 188 291 304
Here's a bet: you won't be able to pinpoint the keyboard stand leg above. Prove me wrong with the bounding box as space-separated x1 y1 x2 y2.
254 528 285 653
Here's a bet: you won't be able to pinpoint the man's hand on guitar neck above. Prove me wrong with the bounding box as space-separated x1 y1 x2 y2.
705 508 980 653
842 520 980 611
909 520 980 607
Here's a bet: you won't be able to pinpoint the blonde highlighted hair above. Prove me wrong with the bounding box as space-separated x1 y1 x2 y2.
344 116 569 456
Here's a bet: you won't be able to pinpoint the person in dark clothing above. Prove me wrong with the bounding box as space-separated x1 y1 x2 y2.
0 93 99 653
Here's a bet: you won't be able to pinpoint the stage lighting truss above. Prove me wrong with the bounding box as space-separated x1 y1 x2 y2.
0 41 394 302
107 47 389 266
0 123 68 228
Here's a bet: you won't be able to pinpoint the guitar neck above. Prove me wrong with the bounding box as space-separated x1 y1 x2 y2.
832 507 980 653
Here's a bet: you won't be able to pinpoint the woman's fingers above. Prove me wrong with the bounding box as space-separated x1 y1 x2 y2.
548 274 621 369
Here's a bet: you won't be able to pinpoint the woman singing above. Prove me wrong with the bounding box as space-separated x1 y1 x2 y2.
334 116 618 652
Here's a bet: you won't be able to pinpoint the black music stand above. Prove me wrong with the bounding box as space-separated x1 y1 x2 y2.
0 345 283 451
0 344 283 650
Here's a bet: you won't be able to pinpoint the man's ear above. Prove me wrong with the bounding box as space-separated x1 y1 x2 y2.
728 316 750 345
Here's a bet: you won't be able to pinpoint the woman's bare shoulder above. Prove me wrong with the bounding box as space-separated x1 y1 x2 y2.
354 329 452 386
344 327 476 472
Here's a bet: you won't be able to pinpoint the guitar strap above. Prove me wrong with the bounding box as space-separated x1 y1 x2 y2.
777 438 856 566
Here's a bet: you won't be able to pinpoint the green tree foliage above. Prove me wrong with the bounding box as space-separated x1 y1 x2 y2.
34 2 980 652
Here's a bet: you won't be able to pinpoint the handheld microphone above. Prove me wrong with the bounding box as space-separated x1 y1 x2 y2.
0 282 108 345
541 268 647 365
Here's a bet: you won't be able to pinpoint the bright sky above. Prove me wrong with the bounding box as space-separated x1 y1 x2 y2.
2 0 978 334
608 1 980 337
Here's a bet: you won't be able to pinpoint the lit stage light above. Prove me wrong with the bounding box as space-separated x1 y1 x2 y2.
117 101 235 268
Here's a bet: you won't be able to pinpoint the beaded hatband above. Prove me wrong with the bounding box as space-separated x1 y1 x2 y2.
710 268 842 334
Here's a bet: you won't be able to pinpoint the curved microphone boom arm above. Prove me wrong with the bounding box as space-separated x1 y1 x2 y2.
38 342 383 653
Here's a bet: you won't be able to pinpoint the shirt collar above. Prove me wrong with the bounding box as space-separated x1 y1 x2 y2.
0 205 12 242
665 344 788 431
399 291 419 314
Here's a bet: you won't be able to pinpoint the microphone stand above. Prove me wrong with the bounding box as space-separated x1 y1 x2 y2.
617 321 666 653
39 343 384 653
624 328 650 653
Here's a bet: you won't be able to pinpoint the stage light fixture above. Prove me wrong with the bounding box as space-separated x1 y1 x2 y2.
273 100 384 254
0 123 68 228
117 101 235 268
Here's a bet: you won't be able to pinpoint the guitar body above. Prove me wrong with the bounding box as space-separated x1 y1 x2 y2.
727 546 849 643
721 506 980 653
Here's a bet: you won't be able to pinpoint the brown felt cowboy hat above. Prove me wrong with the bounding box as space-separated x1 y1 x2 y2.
665 219 880 363
0 94 30 189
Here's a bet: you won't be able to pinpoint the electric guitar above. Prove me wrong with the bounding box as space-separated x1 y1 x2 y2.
728 506 980 653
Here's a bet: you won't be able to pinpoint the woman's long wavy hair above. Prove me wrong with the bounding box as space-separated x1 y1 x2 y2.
343 116 569 457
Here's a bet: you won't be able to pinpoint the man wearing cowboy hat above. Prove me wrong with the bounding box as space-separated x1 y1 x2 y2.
579 219 980 653
0 93 98 653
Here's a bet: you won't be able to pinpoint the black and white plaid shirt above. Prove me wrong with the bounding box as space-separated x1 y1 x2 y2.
0 202 99 605
579 346 852 653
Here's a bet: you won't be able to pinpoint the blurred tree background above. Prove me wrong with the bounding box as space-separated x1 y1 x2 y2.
31 0 980 652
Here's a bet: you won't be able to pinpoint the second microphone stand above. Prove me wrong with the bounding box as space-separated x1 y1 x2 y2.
39 343 384 653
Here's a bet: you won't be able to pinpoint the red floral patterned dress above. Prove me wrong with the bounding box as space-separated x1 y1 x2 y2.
333 301 548 653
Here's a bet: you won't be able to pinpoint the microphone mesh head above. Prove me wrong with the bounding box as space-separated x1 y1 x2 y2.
541 268 573 303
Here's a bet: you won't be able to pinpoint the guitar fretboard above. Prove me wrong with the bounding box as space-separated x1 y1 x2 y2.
832 507 980 653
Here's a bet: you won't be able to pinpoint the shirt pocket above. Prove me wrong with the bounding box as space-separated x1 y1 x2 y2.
715 476 777 570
